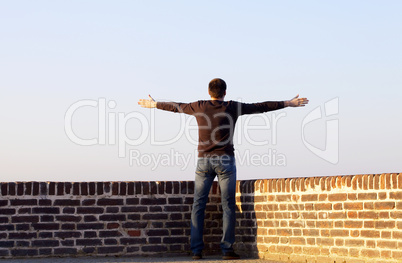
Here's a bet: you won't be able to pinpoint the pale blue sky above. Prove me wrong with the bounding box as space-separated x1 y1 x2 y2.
1 1 401 182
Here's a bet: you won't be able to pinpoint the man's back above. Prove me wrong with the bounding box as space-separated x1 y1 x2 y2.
156 99 285 157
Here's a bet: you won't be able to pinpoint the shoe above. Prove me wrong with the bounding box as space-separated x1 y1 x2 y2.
192 252 202 260
222 251 240 260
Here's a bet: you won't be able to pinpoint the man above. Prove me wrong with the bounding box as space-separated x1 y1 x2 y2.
138 78 308 260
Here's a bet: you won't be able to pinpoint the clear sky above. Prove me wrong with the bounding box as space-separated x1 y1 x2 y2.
1 1 401 182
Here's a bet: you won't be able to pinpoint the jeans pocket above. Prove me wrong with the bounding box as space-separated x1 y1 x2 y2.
215 158 236 175
195 158 209 175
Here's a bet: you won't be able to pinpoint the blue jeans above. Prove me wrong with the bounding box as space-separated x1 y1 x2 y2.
190 155 237 254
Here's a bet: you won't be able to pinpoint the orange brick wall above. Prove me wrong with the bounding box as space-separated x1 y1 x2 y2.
234 173 402 263
1 173 401 262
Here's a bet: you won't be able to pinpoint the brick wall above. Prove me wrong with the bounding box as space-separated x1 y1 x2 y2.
0 173 401 262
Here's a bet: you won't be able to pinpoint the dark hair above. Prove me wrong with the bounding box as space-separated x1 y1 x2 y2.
208 78 226 98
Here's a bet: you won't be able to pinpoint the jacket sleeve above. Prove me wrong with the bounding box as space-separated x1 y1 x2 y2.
237 101 285 115
156 101 198 115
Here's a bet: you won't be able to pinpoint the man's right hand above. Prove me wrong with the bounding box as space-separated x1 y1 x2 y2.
138 95 157 108
285 94 309 107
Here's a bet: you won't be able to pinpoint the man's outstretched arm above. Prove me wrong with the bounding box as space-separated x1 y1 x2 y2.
239 94 309 115
138 95 197 115
138 95 157 108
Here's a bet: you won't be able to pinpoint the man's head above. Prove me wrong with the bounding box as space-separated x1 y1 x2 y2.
208 78 226 99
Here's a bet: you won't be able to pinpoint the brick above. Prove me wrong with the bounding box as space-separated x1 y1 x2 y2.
348 211 357 219
364 220 375 228
99 214 125 221
377 202 396 211
126 198 139 205
54 231 81 239
32 240 59 247
41 215 54 222
364 202 374 209
61 207 74 214
0 241 14 248
344 221 363 228
32 223 59 230
358 193 377 200
8 232 37 239
107 223 119 229
33 182 39 195
358 211 378 219
65 182 72 194
55 216 82 222
84 215 97 222
39 232 53 238
379 211 390 219
54 199 80 206
381 231 391 238
61 223 75 230
378 192 387 199
99 230 122 238
348 193 357 200
392 250 402 259
361 249 380 258
377 240 397 249
351 230 359 237
77 223 103 230
123 222 148 229
76 239 102 246
333 203 342 210
10 199 37 206
54 248 77 255
330 229 349 237
84 231 97 238
15 241 30 247
316 221 333 228
121 206 147 213
11 216 39 223
301 212 317 219
120 238 146 245
317 238 334 246
361 230 380 238
392 231 402 239
345 239 364 247
97 199 124 206
328 212 346 219
56 182 64 195
330 247 348 256
328 193 347 202
106 207 119 213
390 191 402 199
344 202 363 210
11 249 38 257
127 230 141 237
32 207 60 214
163 237 188 244
127 214 141 221
142 245 167 252
0 208 15 215
77 207 104 214
140 198 166 205
315 203 332 210
301 194 318 202
16 224 30 231
391 211 402 219
18 208 31 214
164 206 189 212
